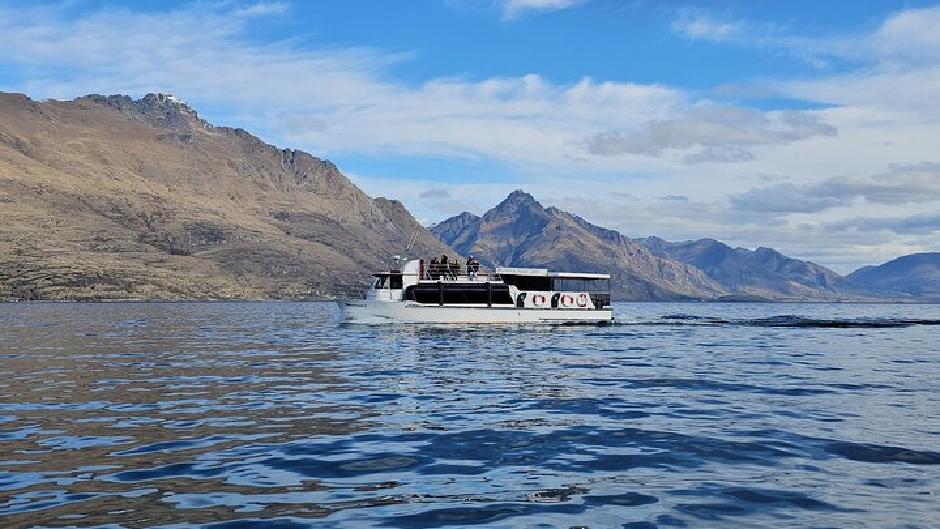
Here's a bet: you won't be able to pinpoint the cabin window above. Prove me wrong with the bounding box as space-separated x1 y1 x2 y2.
374 276 388 289
410 283 512 305
554 279 590 292
389 275 403 290
500 275 552 291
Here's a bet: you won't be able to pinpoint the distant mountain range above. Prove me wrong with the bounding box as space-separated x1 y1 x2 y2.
432 191 937 301
637 236 865 300
0 92 451 300
847 253 940 298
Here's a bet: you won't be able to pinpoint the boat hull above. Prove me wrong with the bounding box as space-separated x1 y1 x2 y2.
337 299 613 324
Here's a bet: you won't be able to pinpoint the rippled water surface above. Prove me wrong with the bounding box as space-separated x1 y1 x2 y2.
1 302 939 528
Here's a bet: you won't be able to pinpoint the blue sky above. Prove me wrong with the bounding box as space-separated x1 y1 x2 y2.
2 0 940 271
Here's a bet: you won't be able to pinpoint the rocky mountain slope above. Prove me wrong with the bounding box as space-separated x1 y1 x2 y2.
431 191 727 300
431 191 905 301
847 253 940 299
0 92 452 300
638 236 867 300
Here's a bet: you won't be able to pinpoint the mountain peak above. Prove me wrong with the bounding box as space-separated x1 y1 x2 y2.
483 189 547 224
140 92 196 113
489 189 542 212
504 189 540 205
80 92 204 135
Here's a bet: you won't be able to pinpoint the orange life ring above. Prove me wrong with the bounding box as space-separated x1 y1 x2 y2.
577 293 589 307
560 294 575 307
532 294 547 307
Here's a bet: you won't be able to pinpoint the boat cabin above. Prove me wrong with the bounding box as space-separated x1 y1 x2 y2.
367 259 611 310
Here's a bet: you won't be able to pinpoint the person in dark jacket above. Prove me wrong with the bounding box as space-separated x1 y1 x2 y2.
429 258 439 279
440 255 450 279
467 255 480 279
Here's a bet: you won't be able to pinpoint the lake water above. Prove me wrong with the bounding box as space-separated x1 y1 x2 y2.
1 302 939 528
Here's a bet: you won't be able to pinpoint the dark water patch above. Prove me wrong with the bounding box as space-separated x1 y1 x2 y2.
825 441 940 465
620 377 833 396
672 485 852 521
585 491 658 507
381 502 586 528
521 398 650 420
661 314 731 324
622 523 658 529
107 462 226 482
644 314 940 329
263 454 428 479
742 315 915 328
206 519 318 529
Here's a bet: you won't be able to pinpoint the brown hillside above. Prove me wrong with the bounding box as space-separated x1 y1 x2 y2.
0 92 452 300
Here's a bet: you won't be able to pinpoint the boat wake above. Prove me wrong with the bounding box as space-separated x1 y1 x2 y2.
629 314 940 329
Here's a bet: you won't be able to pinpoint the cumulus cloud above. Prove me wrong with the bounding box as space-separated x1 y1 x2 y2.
731 162 940 214
672 5 940 72
828 213 940 235
585 105 836 161
730 183 850 214
862 6 940 66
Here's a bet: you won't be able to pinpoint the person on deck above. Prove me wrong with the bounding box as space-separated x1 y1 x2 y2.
429 258 439 280
467 255 479 279
440 255 450 279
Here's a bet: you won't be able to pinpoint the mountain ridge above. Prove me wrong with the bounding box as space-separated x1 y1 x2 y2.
635 236 867 300
847 252 940 299
0 91 453 300
432 190 728 300
431 191 917 301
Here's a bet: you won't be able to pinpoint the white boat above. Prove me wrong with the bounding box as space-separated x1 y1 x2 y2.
337 258 613 324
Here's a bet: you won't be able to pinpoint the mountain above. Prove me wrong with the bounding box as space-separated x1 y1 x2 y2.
637 236 864 300
431 191 896 301
0 92 452 300
431 191 727 300
847 253 940 298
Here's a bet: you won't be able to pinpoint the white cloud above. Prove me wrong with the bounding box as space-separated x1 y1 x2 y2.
730 163 940 215
672 5 940 71
585 105 836 160
827 213 940 236
233 2 290 17
866 6 940 66
499 0 584 20
672 12 740 42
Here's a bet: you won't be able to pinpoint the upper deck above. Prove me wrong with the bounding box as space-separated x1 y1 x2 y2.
495 267 610 280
